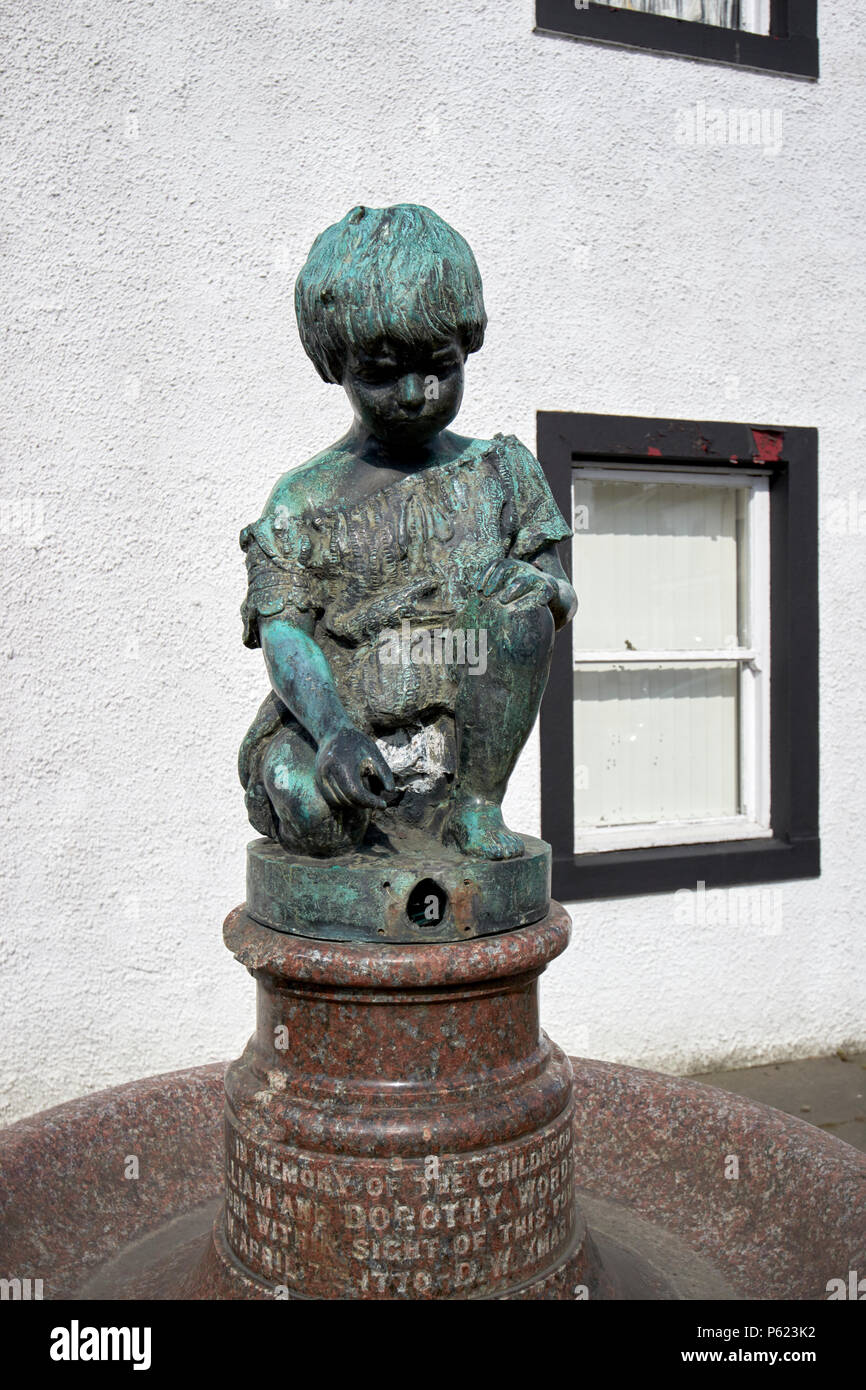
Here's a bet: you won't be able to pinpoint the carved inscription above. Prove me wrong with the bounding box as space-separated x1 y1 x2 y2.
224 1107 576 1298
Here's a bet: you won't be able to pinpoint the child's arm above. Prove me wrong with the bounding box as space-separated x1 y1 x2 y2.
243 475 397 812
529 545 577 629
259 611 396 812
479 435 577 629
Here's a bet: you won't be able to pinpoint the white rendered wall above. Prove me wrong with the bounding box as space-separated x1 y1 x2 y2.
2 0 864 1123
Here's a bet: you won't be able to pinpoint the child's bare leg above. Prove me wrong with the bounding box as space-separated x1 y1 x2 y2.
443 593 554 859
261 723 370 857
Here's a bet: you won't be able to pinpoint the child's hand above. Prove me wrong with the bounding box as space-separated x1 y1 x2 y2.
315 727 397 812
478 558 557 608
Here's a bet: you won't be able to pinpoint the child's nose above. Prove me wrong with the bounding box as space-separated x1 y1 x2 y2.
397 373 426 412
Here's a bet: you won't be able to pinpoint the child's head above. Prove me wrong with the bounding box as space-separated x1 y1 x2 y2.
296 204 486 382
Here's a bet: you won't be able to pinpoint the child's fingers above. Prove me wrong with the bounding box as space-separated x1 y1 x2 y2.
367 749 396 794
342 769 386 811
317 769 352 809
499 574 556 606
480 559 511 596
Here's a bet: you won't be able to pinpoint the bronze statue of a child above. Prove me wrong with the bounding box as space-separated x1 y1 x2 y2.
239 204 576 861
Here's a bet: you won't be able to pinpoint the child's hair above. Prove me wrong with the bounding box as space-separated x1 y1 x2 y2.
295 204 487 383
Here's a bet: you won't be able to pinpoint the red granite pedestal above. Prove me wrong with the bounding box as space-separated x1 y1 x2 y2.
187 901 610 1299
2 913 865 1300
2 1061 864 1300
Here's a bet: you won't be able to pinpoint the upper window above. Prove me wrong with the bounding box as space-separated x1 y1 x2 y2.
537 412 819 902
535 0 819 79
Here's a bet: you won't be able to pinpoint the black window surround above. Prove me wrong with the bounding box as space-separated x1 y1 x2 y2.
538 411 820 902
535 1 819 80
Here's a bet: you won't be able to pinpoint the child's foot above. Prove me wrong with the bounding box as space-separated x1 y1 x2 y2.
442 797 524 860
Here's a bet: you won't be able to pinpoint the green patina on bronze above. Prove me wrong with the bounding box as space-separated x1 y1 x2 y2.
245 830 552 944
238 204 576 939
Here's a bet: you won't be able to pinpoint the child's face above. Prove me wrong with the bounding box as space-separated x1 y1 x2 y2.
342 336 465 450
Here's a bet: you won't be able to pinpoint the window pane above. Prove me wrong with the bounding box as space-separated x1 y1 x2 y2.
573 662 740 828
570 471 762 838
592 0 771 36
573 478 748 653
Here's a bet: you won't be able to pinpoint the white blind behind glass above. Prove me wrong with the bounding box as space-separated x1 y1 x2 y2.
592 1 771 36
572 479 744 652
573 663 739 827
572 477 749 831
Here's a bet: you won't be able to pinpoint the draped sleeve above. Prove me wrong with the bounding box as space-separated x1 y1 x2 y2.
496 434 572 560
239 506 319 650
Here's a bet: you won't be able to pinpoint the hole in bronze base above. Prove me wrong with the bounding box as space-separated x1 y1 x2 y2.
405 879 448 928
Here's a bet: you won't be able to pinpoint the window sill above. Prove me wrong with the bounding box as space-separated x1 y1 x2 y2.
575 816 772 854
554 834 820 902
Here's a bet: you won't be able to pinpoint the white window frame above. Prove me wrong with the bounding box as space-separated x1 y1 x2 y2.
572 463 771 854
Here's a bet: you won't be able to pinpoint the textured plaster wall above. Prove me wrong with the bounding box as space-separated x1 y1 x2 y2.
2 0 864 1123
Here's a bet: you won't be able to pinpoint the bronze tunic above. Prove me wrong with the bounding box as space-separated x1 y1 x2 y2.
240 433 570 732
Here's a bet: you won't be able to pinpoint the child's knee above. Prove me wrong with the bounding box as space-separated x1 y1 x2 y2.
262 732 369 856
478 591 554 664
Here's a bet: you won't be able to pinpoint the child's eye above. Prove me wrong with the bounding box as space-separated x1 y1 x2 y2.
435 351 463 370
358 364 396 385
